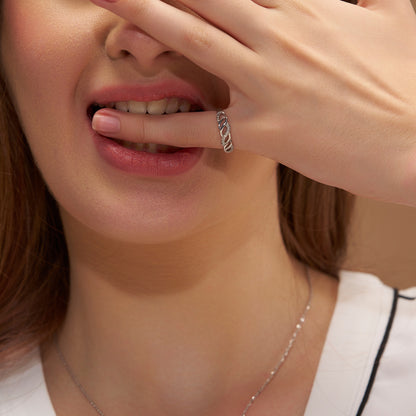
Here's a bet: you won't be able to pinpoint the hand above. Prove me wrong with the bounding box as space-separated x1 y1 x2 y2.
90 0 416 206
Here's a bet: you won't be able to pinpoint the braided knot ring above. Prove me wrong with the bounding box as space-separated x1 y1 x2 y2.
216 110 234 153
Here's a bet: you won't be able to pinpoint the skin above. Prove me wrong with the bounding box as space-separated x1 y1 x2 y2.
90 0 416 207
1 1 338 415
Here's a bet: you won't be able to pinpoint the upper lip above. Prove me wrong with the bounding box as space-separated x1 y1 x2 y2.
85 78 212 113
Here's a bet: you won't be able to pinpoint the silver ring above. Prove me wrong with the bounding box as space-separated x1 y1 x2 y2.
216 110 234 153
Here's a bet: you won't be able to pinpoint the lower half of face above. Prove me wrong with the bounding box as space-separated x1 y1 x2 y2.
1 0 278 246
25 115 278 245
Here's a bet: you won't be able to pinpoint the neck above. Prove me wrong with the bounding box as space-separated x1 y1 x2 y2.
46 198 311 416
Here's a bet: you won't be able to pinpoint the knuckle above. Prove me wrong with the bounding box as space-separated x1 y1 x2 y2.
181 25 213 51
127 0 150 16
135 117 146 142
178 126 193 148
181 122 198 148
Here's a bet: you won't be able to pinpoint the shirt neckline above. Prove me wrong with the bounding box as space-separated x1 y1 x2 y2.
1 271 393 416
304 270 394 416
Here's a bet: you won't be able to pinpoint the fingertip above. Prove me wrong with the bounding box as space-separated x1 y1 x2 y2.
92 111 121 134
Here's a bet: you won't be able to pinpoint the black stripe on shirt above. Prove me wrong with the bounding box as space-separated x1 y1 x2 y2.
398 294 416 301
355 288 399 416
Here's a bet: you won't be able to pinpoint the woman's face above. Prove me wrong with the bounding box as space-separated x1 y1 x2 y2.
1 0 278 244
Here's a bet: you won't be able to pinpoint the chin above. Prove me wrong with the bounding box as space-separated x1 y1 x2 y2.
60 196 208 246
100 218 202 245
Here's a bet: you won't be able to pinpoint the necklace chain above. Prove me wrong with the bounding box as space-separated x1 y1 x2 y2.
55 267 312 416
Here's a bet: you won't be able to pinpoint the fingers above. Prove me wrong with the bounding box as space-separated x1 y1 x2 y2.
347 0 412 14
89 0 260 93
250 0 279 7
162 0 266 48
92 108 228 150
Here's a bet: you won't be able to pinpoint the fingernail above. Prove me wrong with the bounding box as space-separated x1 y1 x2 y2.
92 113 120 133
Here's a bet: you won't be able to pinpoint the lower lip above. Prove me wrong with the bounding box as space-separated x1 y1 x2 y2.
93 133 204 177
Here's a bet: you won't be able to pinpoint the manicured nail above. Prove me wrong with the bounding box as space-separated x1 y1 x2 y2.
92 113 121 133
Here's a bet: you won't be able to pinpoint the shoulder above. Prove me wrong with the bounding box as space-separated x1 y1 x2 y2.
337 270 416 349
0 348 55 416
336 270 416 338
305 270 416 416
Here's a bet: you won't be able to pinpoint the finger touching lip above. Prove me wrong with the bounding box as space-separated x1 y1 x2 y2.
92 111 121 134
91 107 223 151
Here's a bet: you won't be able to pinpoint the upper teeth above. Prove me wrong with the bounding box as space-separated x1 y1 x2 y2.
102 98 195 115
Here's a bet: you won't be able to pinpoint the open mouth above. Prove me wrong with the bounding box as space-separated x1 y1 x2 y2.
87 97 204 118
88 98 203 154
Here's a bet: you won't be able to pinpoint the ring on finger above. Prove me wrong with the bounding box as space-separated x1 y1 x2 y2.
216 110 234 153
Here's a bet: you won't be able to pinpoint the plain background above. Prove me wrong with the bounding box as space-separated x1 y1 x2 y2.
346 199 416 288
343 0 416 288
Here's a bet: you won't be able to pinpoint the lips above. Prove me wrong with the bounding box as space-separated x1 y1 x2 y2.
87 96 203 153
86 79 209 153
93 133 204 176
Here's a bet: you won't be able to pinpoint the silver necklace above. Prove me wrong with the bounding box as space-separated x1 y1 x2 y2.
55 267 312 416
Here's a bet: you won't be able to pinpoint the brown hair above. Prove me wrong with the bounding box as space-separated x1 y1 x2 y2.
0 2 355 364
0 77 69 364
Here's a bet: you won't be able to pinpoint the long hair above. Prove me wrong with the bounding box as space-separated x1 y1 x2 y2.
0 1 355 364
0 77 69 364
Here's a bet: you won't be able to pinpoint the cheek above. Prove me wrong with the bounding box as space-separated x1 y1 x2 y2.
1 1 100 131
3 2 71 98
0 0 106 178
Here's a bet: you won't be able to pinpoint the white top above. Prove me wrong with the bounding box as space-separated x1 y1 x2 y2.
1 270 416 416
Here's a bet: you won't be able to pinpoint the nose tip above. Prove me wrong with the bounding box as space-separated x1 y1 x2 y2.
105 21 182 70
